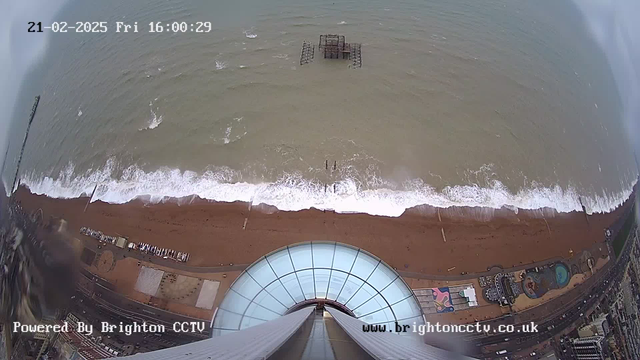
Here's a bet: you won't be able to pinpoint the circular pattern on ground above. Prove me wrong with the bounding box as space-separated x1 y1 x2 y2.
522 272 542 299
522 262 571 299
159 273 202 301
97 251 114 273
554 263 570 287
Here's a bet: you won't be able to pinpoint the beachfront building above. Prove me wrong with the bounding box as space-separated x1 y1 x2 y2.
571 336 607 360
116 242 470 359
578 314 610 338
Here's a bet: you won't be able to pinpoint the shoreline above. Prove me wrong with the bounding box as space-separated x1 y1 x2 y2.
13 184 636 275
16 181 638 220
17 169 639 217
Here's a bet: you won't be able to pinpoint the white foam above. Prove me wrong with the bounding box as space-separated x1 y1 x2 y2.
140 101 163 130
215 60 227 70
338 21 347 25
19 160 637 217
147 114 163 129
243 29 258 39
221 118 246 144
223 126 232 144
77 108 82 117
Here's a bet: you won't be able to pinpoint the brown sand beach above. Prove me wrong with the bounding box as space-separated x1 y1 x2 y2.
14 185 635 275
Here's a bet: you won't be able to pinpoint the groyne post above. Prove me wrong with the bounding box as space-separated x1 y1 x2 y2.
578 197 590 225
84 184 99 213
325 159 338 194
325 160 328 193
438 208 447 242
243 196 254 230
542 216 552 239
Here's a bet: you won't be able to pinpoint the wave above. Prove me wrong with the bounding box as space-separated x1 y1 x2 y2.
139 101 163 130
243 28 258 39
291 23 318 27
19 160 636 217
219 117 246 144
215 60 228 70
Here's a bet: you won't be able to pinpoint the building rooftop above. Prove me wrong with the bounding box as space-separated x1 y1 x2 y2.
211 242 424 335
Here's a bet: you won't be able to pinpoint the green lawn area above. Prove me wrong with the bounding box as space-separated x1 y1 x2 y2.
613 203 637 257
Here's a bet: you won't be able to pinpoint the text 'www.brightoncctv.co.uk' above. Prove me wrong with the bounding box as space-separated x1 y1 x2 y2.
363 321 539 335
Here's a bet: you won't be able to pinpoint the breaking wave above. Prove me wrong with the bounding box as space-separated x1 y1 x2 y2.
18 160 636 217
140 101 163 130
243 28 258 39
215 60 227 70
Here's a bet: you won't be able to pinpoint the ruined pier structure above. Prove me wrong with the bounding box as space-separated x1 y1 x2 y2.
300 34 362 68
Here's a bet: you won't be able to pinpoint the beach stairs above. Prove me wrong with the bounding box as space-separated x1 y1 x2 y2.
300 41 315 65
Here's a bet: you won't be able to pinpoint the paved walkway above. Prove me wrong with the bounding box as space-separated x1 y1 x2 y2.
85 235 589 283
81 235 249 273
396 256 566 282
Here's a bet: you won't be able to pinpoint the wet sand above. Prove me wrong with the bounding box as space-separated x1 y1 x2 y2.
14 186 634 275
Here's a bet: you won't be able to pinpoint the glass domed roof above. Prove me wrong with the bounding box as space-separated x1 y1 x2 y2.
212 242 424 336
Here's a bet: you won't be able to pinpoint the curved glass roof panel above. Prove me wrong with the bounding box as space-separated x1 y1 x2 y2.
212 242 424 335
